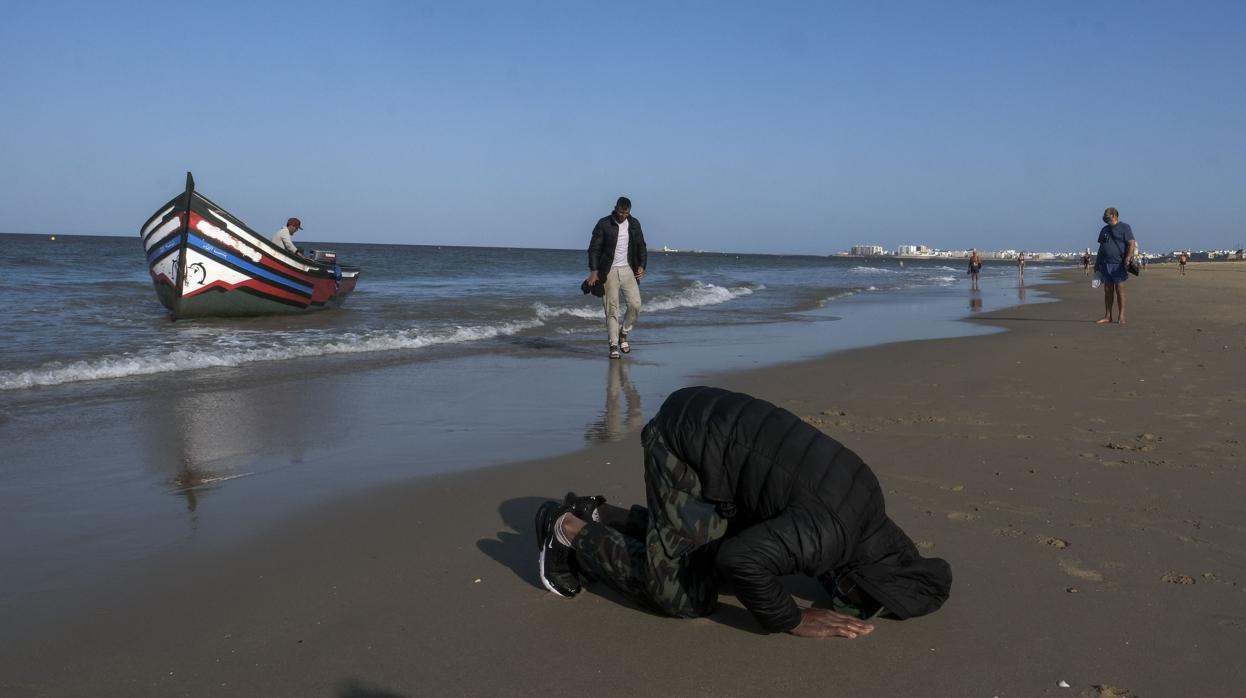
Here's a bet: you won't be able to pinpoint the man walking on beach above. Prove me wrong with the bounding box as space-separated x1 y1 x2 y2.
585 197 647 359
535 386 953 638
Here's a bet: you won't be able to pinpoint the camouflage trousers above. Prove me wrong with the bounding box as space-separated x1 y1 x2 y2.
572 424 729 618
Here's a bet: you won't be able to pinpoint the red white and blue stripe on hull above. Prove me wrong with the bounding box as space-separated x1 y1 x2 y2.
140 173 359 319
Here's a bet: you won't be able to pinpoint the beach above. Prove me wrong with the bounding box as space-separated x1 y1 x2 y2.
3 263 1244 697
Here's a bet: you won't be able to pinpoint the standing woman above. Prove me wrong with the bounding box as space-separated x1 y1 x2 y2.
1094 207 1137 324
1017 251 1026 282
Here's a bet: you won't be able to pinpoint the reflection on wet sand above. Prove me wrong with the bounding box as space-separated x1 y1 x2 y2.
1017 281 1027 302
140 378 345 514
584 359 642 443
969 290 983 312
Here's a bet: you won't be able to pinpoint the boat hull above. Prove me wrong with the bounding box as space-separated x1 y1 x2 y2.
139 177 360 319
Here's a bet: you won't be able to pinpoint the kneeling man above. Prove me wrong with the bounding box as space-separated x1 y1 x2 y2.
536 386 952 638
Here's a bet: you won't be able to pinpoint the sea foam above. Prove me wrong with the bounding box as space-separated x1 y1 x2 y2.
0 280 760 390
533 280 757 320
0 319 543 390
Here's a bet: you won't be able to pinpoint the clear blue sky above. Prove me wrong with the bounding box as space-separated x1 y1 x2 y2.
2 1 1243 254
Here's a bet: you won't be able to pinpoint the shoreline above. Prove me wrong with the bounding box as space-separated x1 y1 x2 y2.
0 264 1050 617
4 265 1244 696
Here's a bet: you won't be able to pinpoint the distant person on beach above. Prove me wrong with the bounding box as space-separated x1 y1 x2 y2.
1178 252 1188 275
272 218 303 256
535 386 952 638
1017 252 1026 281
1094 207 1137 324
967 250 982 290
1082 251 1092 274
585 197 647 359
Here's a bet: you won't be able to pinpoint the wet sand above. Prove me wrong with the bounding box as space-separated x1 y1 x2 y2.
3 263 1244 697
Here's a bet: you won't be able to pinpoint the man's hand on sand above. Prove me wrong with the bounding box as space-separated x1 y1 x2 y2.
789 608 875 639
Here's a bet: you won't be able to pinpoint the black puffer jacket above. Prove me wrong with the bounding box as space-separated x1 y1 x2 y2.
651 386 952 632
587 214 647 275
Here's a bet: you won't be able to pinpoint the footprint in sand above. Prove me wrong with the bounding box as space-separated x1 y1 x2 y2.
915 540 936 550
993 526 1026 538
1080 686 1138 698
1202 572 1242 588
1161 572 1196 585
1036 536 1070 549
1059 559 1104 582
947 512 976 521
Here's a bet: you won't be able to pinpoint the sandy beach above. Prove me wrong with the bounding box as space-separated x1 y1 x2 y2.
4 263 1244 697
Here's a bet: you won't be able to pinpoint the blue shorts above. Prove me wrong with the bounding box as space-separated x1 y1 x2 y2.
1097 261 1128 284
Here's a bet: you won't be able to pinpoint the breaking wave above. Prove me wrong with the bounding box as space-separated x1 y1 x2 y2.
0 320 542 390
1 281 761 390
850 266 902 274
533 280 758 320
645 281 759 311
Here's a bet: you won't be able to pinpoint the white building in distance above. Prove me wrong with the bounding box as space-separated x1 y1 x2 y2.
896 244 932 256
851 245 886 256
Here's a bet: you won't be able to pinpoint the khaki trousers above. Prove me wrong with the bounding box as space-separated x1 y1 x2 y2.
603 266 641 345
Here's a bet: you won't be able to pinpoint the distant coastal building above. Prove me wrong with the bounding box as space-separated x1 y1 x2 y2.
838 245 1120 260
851 245 885 256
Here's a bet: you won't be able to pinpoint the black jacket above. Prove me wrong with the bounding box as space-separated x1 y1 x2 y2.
650 386 953 632
588 214 647 275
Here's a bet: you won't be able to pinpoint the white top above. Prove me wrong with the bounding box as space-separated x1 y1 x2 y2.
611 218 630 268
272 227 298 254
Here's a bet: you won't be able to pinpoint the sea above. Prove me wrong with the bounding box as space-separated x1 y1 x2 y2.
0 232 1052 618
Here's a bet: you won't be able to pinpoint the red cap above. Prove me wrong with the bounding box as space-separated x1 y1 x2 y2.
287 217 302 230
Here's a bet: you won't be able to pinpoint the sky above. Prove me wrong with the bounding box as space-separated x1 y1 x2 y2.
1 1 1243 255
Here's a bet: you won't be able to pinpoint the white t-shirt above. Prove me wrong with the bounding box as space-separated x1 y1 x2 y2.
611 219 630 268
272 227 298 254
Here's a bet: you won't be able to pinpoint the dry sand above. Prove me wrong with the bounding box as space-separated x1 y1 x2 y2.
3 263 1244 697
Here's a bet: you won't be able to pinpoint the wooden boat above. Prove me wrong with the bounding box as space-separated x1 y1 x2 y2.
139 173 360 319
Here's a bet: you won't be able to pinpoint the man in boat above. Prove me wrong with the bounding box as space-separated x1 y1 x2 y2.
272 217 304 257
535 386 953 638
584 197 647 359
